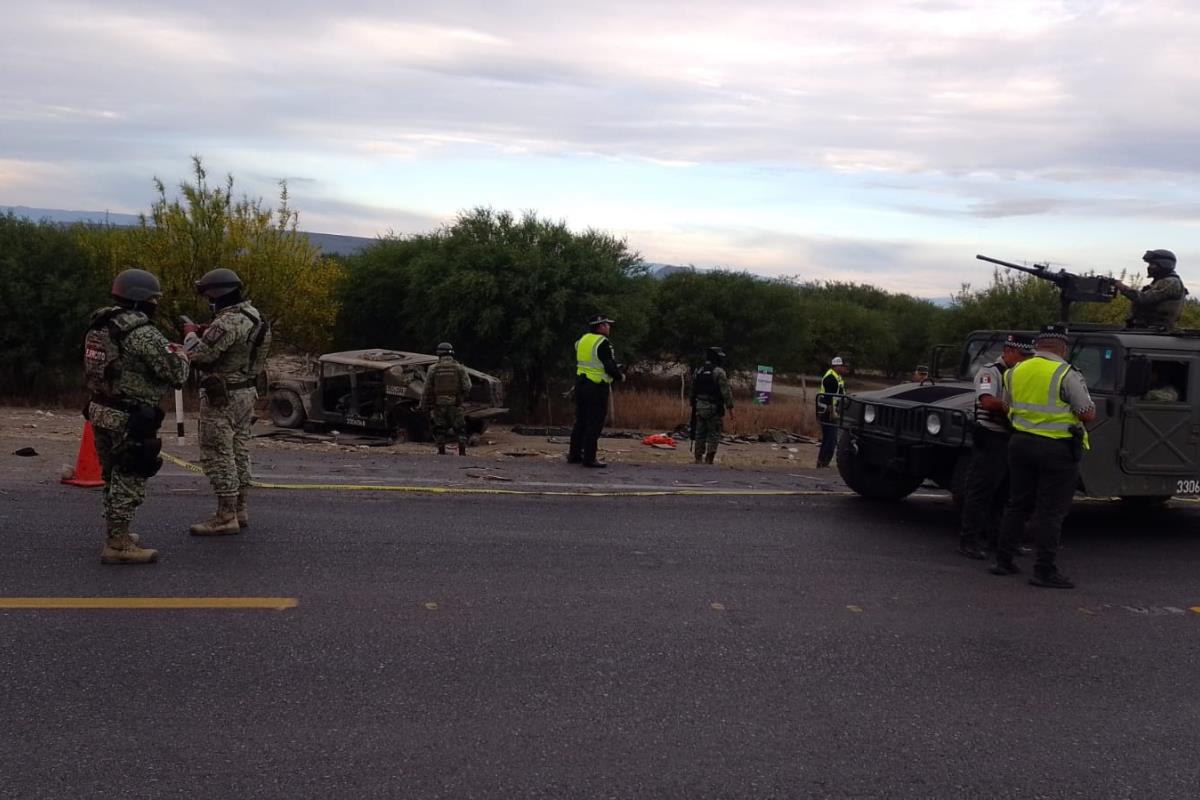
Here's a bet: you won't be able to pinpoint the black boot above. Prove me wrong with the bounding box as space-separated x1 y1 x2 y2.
582 460 607 469
1030 568 1074 589
704 452 715 464
437 443 446 455
458 441 467 456
989 556 1020 576
959 539 988 560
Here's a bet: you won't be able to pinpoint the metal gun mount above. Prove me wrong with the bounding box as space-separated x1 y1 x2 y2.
976 254 1118 322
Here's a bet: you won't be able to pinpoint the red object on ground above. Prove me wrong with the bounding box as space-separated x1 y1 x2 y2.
642 434 677 448
62 422 105 487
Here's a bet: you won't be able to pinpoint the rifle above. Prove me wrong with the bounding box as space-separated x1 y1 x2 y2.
976 254 1117 322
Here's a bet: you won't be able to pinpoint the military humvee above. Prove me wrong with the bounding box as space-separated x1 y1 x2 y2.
832 258 1198 506
834 326 1200 505
267 349 508 441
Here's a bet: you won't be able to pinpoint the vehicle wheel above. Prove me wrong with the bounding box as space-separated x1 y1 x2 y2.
466 418 489 435
836 432 924 501
269 389 306 429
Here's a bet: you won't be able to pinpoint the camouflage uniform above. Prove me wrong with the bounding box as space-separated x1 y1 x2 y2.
187 301 271 500
1122 273 1188 329
422 356 472 453
87 308 189 526
691 362 734 463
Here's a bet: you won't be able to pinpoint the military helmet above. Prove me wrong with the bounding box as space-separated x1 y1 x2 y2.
111 268 163 303
436 342 454 356
1143 249 1177 271
195 267 243 299
705 346 726 364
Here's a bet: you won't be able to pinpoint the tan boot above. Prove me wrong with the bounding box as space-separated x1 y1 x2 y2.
101 522 158 565
236 489 249 528
190 495 241 536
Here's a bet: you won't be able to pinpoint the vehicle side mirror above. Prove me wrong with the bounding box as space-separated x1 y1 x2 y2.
1124 356 1152 396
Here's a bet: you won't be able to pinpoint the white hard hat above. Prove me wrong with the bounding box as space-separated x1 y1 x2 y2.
831 356 844 366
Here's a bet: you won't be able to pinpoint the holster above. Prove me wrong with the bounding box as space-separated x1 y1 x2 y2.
200 373 229 408
1069 425 1084 463
122 404 166 478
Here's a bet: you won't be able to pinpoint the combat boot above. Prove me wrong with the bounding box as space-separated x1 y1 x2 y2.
101 522 158 565
458 441 467 456
190 495 240 536
988 556 1020 576
437 442 447 455
236 489 249 528
704 452 716 464
1030 568 1074 589
694 449 704 464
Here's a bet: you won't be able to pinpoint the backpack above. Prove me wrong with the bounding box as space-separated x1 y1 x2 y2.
238 308 271 376
83 309 151 397
430 360 462 403
693 364 719 401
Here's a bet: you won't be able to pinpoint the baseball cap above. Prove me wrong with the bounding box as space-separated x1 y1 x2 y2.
831 356 845 366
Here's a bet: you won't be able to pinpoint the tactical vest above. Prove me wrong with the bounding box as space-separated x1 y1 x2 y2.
693 364 719 401
576 333 612 384
429 359 462 403
83 308 151 398
1005 356 1089 449
240 308 271 377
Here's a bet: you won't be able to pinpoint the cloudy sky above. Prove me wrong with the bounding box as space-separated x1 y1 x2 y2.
3 0 1199 295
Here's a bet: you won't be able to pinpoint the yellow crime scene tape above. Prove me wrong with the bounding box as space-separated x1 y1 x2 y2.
159 451 857 498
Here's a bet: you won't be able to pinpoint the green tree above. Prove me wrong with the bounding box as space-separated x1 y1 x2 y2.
0 214 108 395
336 208 650 411
80 157 342 352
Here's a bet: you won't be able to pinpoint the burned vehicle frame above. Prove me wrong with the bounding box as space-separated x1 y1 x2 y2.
267 349 507 441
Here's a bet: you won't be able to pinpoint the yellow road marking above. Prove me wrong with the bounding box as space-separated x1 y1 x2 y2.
1191 607 1200 615
0 597 298 610
160 451 849 498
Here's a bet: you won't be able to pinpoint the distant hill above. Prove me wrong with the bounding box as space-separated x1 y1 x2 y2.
1 205 376 257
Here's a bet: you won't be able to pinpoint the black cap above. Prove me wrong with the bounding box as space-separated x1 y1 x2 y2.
1036 324 1069 343
705 346 726 363
588 314 615 327
1004 334 1036 353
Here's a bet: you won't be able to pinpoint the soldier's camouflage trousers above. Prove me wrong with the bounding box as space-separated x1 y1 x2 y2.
93 415 148 526
693 405 724 458
430 403 468 446
200 387 256 496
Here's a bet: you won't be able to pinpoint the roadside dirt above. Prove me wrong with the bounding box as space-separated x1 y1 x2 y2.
0 405 825 483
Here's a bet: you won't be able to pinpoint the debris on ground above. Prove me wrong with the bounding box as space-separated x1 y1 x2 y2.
757 428 818 444
642 434 677 448
512 426 645 440
13 447 38 457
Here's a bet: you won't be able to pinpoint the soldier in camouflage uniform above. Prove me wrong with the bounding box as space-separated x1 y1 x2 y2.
421 342 472 455
1116 249 1188 330
85 269 189 564
183 268 271 535
690 346 734 464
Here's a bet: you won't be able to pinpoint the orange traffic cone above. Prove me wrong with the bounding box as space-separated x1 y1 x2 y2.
62 421 105 487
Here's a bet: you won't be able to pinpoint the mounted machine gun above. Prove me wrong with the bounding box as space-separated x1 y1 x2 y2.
976 254 1118 322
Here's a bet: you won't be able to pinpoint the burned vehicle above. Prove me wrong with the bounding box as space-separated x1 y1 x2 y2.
266 349 507 441
831 257 1200 506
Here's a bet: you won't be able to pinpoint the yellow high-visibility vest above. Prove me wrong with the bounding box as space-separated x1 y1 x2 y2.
1005 356 1089 449
818 368 845 413
576 333 612 384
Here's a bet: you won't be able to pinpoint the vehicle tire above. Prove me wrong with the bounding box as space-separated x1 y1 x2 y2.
836 432 924 501
269 388 306 429
466 418 489 435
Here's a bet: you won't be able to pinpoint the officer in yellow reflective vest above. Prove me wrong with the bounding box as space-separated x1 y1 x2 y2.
568 314 624 468
815 356 847 468
989 324 1096 588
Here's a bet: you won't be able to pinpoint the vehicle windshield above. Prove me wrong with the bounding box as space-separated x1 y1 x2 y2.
958 335 1007 380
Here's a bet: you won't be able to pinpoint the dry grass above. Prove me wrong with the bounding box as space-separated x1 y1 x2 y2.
608 387 818 437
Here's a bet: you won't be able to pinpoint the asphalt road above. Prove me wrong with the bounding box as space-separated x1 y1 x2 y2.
2 456 1198 799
